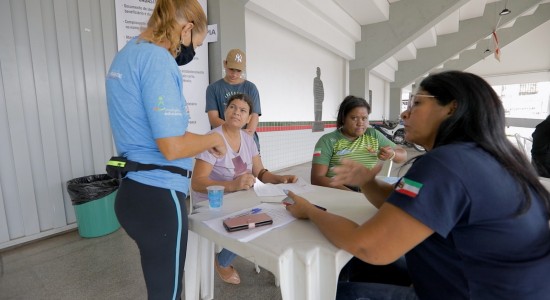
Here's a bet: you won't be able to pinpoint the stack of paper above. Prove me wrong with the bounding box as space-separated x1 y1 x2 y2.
253 177 314 196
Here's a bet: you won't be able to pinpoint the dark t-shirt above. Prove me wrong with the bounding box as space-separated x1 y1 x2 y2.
205 79 261 119
388 143 550 300
205 79 262 150
532 116 550 155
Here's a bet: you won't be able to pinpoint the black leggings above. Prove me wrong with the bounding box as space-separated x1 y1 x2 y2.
115 178 188 300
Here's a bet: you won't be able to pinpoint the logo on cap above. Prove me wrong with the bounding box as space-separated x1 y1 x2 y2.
226 49 246 71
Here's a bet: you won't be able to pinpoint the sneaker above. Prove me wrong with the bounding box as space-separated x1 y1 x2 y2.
215 255 241 284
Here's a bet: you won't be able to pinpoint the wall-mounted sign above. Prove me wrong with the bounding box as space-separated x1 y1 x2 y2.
114 0 211 134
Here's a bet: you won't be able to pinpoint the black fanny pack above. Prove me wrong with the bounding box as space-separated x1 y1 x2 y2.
106 156 192 179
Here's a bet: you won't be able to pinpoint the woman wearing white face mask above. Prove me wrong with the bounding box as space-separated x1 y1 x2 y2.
106 1 226 299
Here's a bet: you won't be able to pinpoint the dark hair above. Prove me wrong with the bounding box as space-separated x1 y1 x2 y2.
227 93 254 113
419 70 550 215
336 95 371 128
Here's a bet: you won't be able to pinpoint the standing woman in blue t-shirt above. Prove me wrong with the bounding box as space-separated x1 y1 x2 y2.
105 1 226 299
286 71 550 300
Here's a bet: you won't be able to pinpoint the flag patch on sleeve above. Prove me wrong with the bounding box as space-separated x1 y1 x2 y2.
395 177 423 197
313 148 321 157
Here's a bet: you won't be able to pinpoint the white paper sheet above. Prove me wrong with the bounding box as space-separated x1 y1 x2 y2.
202 203 296 242
253 177 315 196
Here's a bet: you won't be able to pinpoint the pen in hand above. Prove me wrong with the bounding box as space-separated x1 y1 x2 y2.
282 196 326 211
314 205 327 211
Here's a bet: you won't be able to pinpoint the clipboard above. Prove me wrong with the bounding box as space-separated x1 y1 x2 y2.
223 213 273 232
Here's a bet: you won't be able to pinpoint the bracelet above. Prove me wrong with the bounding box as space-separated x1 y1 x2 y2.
388 150 396 161
257 168 269 181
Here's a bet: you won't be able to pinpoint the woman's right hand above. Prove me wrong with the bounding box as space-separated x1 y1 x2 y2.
233 173 256 191
330 158 382 188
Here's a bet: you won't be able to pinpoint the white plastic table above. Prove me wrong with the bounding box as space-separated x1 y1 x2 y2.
184 185 377 300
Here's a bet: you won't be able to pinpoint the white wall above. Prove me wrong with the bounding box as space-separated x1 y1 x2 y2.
246 10 348 122
245 9 349 171
368 74 388 120
260 130 328 171
0 0 117 249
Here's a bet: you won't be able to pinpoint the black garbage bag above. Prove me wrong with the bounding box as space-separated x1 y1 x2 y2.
67 174 119 205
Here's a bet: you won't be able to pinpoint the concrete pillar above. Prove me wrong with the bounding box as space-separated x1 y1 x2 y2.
389 87 403 120
349 68 369 99
207 0 249 83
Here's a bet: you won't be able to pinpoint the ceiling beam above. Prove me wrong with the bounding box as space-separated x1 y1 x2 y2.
442 3 550 74
350 0 468 70
246 0 360 60
391 0 544 88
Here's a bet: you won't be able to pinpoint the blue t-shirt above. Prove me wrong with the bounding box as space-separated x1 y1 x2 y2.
206 79 262 150
387 143 550 299
106 37 192 194
205 79 261 120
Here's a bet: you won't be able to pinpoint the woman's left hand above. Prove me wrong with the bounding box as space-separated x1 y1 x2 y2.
284 191 313 219
331 158 381 187
377 146 395 161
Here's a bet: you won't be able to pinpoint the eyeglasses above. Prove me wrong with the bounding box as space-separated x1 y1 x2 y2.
407 94 437 110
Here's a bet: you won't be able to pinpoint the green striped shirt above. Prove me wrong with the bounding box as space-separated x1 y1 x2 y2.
312 128 395 177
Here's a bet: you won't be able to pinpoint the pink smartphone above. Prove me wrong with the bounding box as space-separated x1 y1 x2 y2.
223 213 273 232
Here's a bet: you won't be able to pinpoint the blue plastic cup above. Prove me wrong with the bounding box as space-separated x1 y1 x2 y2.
206 185 224 209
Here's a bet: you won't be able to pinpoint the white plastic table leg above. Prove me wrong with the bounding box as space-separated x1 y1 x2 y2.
184 231 200 300
199 237 215 300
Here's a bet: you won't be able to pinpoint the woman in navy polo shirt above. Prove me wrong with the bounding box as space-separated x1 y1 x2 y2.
286 70 550 300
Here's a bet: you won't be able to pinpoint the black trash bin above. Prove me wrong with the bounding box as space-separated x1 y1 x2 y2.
66 174 120 238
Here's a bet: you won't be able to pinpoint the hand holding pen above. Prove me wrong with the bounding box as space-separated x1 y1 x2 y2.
282 189 326 211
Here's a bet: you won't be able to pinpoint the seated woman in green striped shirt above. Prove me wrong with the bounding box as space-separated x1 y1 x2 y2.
311 95 407 191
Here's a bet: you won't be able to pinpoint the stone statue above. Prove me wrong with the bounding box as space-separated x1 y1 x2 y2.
313 67 324 122
312 67 325 131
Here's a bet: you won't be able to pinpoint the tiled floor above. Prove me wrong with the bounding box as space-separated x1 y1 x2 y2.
0 147 423 300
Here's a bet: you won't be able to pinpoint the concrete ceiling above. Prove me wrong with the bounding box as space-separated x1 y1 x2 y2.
333 0 550 88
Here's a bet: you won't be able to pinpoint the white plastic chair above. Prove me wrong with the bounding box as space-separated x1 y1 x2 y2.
514 133 533 162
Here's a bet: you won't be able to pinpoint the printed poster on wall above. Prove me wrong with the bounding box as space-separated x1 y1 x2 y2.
114 0 212 134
